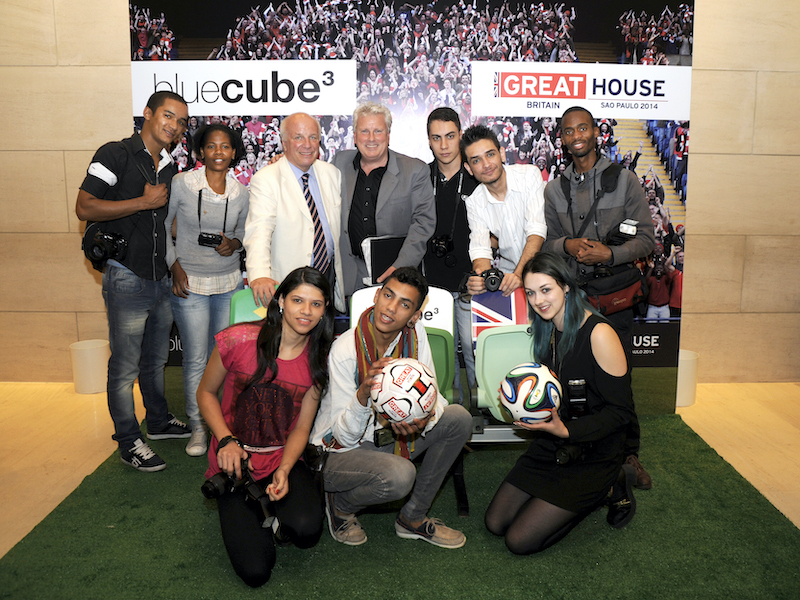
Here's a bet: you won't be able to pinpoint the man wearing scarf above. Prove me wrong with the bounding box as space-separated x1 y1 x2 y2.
310 267 472 549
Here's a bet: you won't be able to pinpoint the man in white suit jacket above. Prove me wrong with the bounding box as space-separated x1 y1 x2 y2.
244 113 345 311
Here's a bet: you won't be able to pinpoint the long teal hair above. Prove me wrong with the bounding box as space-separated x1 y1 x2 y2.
522 252 600 363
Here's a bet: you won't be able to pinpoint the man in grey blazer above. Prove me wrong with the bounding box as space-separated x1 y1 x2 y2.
244 112 345 311
333 102 436 297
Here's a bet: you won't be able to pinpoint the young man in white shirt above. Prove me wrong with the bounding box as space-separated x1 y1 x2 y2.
461 124 547 297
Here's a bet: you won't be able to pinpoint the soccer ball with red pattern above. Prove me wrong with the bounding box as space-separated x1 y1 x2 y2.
500 362 562 424
370 358 438 423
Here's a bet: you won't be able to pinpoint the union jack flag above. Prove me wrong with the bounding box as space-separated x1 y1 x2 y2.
471 288 529 349
493 72 501 97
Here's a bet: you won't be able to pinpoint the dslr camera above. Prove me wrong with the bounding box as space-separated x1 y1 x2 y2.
474 267 504 292
429 235 454 259
555 378 592 466
198 232 223 248
201 459 266 500
603 219 638 247
201 459 273 524
82 223 127 271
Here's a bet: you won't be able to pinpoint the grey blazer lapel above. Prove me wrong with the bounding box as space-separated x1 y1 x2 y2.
376 150 400 216
341 154 358 215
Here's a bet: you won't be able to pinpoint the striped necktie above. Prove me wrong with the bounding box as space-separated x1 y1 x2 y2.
302 173 330 274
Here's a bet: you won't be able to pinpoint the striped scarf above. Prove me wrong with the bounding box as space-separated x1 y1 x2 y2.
355 306 418 458
355 306 418 383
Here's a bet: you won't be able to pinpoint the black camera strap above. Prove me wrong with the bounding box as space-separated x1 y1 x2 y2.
433 167 464 241
122 138 159 186
197 189 229 233
561 162 623 239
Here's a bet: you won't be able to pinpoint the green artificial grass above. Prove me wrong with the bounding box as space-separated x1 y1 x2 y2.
2 413 799 599
632 366 678 415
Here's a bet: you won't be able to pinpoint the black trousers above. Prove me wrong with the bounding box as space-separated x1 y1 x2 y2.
216 460 323 587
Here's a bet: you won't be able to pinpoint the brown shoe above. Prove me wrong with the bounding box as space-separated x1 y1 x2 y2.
325 492 367 546
395 515 466 549
625 455 653 490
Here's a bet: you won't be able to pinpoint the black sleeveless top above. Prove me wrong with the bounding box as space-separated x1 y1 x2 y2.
504 314 635 511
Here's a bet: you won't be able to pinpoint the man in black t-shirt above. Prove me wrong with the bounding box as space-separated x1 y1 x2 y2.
422 108 478 402
76 91 191 472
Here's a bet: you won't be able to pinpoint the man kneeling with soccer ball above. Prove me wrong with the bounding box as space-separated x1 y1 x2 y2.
310 267 472 548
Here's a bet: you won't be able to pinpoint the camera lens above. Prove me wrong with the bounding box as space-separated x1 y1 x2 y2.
201 472 231 499
89 245 106 260
482 268 503 292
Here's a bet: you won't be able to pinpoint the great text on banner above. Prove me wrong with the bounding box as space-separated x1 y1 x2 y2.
471 62 692 120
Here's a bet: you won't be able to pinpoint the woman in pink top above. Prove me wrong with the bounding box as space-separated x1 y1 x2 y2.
197 266 334 587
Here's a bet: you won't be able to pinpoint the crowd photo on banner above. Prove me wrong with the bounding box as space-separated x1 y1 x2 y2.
131 0 690 340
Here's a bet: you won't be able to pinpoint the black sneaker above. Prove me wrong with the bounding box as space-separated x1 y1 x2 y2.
120 439 166 472
607 463 637 529
147 414 191 440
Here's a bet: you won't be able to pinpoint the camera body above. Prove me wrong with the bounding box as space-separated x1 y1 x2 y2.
429 235 454 259
374 427 395 447
603 219 638 247
201 459 265 501
82 223 127 271
554 378 592 466
565 378 588 420
478 267 504 292
198 232 223 248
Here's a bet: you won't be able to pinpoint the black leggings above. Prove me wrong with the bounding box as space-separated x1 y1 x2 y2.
484 482 589 555
216 461 323 587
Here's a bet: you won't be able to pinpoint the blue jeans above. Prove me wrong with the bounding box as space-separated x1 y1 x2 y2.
170 280 243 427
452 292 476 403
323 404 472 522
646 304 671 322
102 265 173 450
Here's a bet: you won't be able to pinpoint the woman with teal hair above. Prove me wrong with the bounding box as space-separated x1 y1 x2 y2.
485 252 638 554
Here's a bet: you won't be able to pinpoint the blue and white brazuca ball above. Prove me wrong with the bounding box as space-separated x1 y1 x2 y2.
370 358 438 423
500 362 562 424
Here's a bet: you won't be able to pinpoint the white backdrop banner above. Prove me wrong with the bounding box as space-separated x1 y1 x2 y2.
471 62 692 119
131 60 358 116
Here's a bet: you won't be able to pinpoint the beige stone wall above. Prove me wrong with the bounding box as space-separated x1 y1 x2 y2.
1 0 798 382
680 0 800 381
0 1 131 381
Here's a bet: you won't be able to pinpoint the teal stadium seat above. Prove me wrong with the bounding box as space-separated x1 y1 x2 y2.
423 327 455 403
470 324 536 443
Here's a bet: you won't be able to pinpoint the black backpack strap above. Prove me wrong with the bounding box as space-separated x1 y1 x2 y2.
573 163 624 239
600 163 624 194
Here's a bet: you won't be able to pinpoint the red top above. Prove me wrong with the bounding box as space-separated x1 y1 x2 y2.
205 322 312 480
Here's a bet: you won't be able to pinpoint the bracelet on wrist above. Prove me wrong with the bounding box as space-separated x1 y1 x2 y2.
216 435 243 454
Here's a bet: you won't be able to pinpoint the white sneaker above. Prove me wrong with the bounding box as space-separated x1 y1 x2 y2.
185 426 208 457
